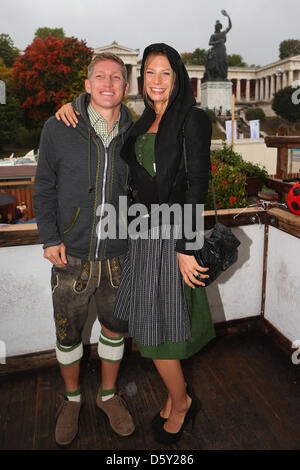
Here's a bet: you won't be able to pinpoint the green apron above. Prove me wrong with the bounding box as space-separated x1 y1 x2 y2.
135 285 216 359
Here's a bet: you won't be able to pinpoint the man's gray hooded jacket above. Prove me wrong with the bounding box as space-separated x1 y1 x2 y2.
34 93 132 261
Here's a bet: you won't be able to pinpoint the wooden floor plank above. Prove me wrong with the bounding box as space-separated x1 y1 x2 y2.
0 328 299 450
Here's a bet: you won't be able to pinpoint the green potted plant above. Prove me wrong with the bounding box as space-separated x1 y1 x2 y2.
205 157 247 210
211 142 268 196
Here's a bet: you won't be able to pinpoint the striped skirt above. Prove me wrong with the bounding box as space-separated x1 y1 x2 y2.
113 225 191 347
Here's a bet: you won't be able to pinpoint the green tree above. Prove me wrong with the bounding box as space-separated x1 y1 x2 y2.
181 48 206 65
227 54 247 67
35 27 65 39
0 34 19 67
279 39 300 59
0 58 23 149
63 67 87 103
272 86 300 123
0 88 24 149
245 107 266 122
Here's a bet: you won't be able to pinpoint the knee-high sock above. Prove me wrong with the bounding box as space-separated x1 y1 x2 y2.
98 330 124 401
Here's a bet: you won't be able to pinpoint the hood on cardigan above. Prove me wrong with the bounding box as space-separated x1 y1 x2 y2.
122 43 196 203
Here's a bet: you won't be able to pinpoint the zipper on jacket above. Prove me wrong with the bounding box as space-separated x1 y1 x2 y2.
88 137 101 261
103 138 119 259
95 146 109 259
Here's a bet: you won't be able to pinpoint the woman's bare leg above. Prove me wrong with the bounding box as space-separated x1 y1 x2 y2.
153 359 191 433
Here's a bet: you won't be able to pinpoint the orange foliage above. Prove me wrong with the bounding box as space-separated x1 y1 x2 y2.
12 36 93 122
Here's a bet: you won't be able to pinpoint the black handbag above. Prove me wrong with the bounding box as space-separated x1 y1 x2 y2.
183 133 240 287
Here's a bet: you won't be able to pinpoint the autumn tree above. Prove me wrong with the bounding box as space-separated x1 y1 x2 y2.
279 40 300 60
12 35 93 127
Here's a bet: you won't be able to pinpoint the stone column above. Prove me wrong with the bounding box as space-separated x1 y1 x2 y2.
236 79 241 102
282 71 288 88
197 78 202 103
255 79 259 101
260 78 264 100
128 65 138 95
245 79 250 102
265 76 269 101
270 75 275 99
276 74 282 92
288 70 294 86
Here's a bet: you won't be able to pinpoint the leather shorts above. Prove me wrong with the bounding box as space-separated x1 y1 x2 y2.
51 254 128 346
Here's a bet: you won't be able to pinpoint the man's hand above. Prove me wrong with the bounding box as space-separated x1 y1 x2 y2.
177 252 209 288
44 243 67 267
55 102 80 128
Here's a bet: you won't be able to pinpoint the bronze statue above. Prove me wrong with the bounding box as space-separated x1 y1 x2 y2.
203 10 232 82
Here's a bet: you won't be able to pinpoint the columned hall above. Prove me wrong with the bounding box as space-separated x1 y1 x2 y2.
93 42 300 114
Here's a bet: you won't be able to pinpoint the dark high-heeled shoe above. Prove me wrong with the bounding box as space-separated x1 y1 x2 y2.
151 411 167 430
151 385 194 431
153 397 197 445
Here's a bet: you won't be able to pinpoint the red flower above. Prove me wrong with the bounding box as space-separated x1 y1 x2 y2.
230 196 237 205
221 180 228 187
216 203 221 209
212 165 216 172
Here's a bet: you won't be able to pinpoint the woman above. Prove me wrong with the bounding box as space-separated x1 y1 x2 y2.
114 43 215 445
56 43 215 445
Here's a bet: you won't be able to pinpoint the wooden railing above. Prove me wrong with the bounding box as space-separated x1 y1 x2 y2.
264 136 300 201
264 136 300 179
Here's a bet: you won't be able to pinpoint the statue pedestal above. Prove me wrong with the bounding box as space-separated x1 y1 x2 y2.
201 81 232 115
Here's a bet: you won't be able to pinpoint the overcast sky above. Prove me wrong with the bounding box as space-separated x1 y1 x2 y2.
1 0 299 67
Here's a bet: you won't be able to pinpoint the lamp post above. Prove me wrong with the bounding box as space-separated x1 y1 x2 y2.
232 93 235 150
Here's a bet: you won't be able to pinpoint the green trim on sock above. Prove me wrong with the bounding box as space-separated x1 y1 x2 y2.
66 387 81 397
99 336 124 347
56 340 82 352
57 358 81 367
100 387 116 397
98 356 122 363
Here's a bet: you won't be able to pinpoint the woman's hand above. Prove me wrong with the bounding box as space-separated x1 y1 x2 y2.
55 103 80 128
177 252 209 288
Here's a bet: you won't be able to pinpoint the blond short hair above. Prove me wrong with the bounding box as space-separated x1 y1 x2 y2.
87 52 128 82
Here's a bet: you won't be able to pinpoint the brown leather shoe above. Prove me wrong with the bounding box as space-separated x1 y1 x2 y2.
96 389 135 437
55 396 83 446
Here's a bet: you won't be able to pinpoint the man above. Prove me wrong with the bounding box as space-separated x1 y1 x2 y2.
34 53 134 446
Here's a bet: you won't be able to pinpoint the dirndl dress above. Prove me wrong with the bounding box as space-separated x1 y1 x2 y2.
112 133 215 359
